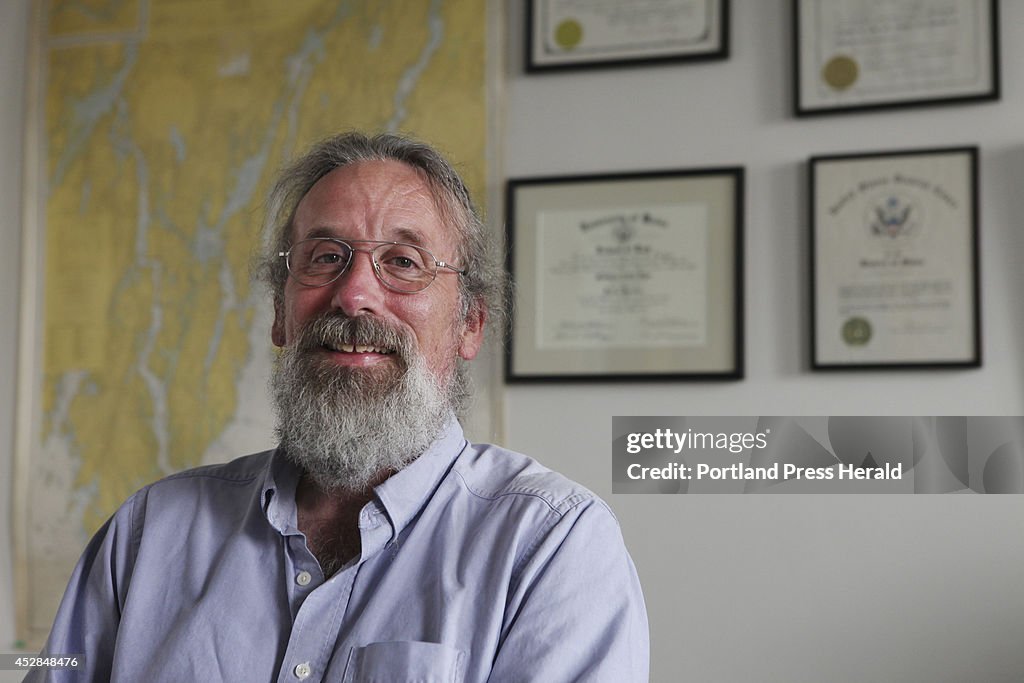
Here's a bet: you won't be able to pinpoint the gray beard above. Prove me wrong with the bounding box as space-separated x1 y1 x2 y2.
269 314 467 494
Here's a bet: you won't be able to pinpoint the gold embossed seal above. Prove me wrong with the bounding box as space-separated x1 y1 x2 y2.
842 317 872 346
823 55 859 91
554 19 583 50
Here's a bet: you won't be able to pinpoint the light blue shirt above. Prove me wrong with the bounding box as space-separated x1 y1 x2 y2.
30 421 649 681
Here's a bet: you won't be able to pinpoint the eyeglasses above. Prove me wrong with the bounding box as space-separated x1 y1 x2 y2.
279 237 465 293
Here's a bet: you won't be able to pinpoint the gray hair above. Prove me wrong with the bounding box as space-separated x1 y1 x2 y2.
257 131 506 330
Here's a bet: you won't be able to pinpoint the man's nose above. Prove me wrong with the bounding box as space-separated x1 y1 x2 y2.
329 250 385 316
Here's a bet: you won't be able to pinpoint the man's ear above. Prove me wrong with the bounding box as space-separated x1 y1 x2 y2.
271 300 286 347
457 302 486 361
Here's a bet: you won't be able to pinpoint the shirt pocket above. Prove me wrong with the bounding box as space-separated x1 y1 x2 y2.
341 641 466 683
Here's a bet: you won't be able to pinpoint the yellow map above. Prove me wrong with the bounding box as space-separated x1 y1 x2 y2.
19 0 486 647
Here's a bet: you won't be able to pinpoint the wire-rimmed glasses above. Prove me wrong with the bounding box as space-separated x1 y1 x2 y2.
279 237 464 293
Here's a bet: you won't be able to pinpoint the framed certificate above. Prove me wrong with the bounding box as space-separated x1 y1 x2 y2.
794 0 1000 115
526 0 729 72
810 147 981 369
506 168 744 381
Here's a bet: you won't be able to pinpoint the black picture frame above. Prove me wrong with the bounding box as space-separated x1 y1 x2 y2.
793 0 1000 116
809 146 981 370
506 168 744 382
526 0 729 72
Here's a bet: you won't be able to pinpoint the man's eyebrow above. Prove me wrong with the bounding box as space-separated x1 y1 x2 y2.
301 226 343 240
297 225 431 247
388 227 426 246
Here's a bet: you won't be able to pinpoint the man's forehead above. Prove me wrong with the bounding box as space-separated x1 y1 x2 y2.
291 160 452 242
300 160 433 207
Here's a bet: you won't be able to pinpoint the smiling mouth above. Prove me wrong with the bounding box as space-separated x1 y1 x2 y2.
322 342 395 354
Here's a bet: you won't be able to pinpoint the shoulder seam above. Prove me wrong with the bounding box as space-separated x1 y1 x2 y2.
151 454 272 487
158 469 261 485
452 470 593 515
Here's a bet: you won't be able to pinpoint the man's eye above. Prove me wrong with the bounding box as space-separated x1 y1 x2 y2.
311 251 344 264
387 256 417 269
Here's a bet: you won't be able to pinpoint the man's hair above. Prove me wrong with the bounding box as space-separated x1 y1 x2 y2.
257 131 505 329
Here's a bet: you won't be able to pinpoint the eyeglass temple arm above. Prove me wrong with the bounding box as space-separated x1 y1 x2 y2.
436 261 465 275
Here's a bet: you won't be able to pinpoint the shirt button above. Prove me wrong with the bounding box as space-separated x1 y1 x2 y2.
294 662 311 679
296 571 312 586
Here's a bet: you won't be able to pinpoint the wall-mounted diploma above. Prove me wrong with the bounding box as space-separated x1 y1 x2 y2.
795 0 999 114
535 205 708 350
506 168 743 381
528 0 727 70
811 148 980 369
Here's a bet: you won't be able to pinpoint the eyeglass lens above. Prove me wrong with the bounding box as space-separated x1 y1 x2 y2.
288 238 436 292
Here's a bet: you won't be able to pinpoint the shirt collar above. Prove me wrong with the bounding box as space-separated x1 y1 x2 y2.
259 418 468 539
373 418 467 541
262 448 302 536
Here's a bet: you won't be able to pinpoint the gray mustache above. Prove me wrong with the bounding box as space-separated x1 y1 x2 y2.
297 314 412 357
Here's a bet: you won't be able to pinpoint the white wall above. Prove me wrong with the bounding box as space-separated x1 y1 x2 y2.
502 2 1024 682
3 2 1024 681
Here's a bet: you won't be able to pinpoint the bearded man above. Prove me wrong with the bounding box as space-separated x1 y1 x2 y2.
30 133 649 682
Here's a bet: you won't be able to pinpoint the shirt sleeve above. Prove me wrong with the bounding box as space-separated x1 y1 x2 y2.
488 499 650 682
24 495 139 683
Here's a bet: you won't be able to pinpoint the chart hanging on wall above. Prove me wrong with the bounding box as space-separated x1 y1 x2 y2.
14 0 493 650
